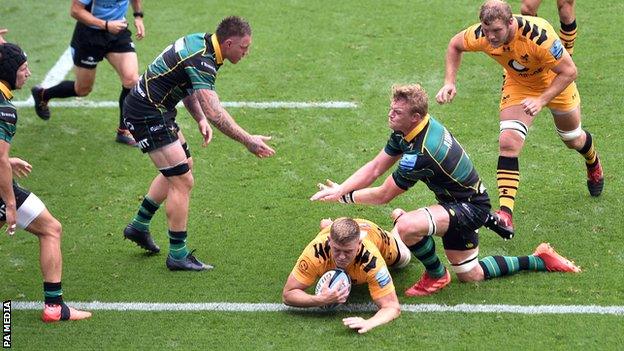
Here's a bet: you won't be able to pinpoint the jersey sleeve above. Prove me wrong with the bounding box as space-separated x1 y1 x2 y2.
184 55 217 91
384 133 403 156
391 153 421 190
366 258 395 300
462 23 489 52
0 105 17 143
290 244 322 287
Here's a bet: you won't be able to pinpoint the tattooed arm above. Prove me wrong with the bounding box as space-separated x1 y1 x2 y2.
182 94 212 146
194 89 275 158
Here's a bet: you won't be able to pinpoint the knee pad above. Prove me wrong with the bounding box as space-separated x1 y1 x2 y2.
557 125 583 141
159 162 190 177
450 250 480 274
500 120 528 140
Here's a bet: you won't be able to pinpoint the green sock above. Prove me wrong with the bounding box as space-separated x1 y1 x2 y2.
479 255 546 279
168 230 190 260
408 236 446 278
130 196 160 232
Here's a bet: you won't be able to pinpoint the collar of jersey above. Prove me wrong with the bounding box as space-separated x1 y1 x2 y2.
210 34 224 65
0 82 13 100
403 113 430 142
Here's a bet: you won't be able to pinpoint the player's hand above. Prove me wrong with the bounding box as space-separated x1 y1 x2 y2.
521 97 543 117
198 118 213 147
107 20 128 34
9 157 32 178
319 218 333 230
0 28 8 44
435 83 457 104
5 206 17 236
310 179 342 202
343 316 373 334
134 17 145 40
318 277 349 305
246 135 275 158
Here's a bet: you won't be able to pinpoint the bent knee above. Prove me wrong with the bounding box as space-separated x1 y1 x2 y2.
74 84 93 96
499 131 524 155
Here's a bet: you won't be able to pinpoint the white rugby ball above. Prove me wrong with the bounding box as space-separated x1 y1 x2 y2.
315 268 351 310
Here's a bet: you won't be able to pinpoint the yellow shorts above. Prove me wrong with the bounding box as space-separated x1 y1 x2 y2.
499 77 580 112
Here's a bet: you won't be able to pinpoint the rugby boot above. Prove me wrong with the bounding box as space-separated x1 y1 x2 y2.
42 303 92 322
31 85 51 120
123 224 160 253
586 158 604 197
166 250 213 271
534 243 581 273
405 269 451 297
116 128 138 146
484 210 515 240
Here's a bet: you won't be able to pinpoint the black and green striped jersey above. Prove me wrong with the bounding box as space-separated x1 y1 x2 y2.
384 114 488 204
0 84 17 144
126 33 223 117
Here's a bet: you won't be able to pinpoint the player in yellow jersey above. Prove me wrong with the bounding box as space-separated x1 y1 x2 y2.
282 217 410 333
436 0 603 239
520 0 577 55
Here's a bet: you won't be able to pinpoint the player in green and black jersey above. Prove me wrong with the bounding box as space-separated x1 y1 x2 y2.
121 16 275 271
0 42 91 322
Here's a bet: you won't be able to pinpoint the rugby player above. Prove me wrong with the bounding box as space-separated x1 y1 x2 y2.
0 43 91 322
521 0 578 55
436 0 602 239
311 84 580 296
283 217 410 334
121 16 275 271
31 0 146 146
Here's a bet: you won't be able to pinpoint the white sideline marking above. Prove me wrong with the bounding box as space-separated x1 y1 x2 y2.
12 301 624 315
18 47 357 109
12 100 358 109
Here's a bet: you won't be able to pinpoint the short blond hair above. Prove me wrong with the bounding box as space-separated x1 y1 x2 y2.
329 218 360 245
392 84 428 116
479 0 513 25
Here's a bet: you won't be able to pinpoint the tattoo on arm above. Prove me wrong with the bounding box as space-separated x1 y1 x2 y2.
198 90 251 145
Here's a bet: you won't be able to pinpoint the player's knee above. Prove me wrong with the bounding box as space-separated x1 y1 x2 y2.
455 264 484 282
557 126 584 148
122 76 139 89
520 4 537 16
499 131 524 155
44 217 63 241
74 84 92 97
395 213 428 244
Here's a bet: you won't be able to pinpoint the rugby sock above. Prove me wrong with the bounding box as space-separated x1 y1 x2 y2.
479 255 546 279
41 80 77 100
43 281 63 305
497 156 520 215
168 230 190 260
559 19 577 55
408 236 446 278
118 86 130 129
578 130 598 168
130 196 160 232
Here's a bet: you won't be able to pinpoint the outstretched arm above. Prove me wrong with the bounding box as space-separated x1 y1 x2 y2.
342 291 401 334
195 89 275 158
436 31 467 104
310 149 399 202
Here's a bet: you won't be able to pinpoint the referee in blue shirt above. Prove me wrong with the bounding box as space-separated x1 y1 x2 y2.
31 0 145 146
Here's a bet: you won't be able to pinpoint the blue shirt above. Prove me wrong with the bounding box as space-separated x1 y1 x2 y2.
79 0 129 25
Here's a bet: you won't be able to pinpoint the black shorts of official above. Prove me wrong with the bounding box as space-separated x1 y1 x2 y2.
70 22 135 69
0 183 31 222
440 198 491 251
123 98 181 153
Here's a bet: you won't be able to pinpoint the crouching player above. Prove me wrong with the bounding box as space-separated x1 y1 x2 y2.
0 43 91 322
282 217 411 334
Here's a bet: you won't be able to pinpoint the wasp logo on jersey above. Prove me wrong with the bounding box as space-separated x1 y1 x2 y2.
507 59 529 72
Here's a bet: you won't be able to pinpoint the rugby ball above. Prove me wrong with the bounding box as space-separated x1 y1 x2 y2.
314 268 351 310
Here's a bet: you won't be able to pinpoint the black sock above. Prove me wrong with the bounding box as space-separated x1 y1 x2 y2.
43 281 64 305
119 86 131 129
42 80 77 100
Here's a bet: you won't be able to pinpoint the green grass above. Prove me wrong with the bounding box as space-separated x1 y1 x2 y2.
1 0 623 349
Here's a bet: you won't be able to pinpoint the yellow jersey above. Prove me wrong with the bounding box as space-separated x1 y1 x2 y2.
463 15 566 90
291 219 396 300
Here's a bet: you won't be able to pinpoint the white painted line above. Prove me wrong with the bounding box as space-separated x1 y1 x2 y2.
11 301 624 315
24 47 74 105
12 100 358 109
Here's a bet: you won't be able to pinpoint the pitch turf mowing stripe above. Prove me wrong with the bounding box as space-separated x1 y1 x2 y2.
12 100 358 109
12 301 624 315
